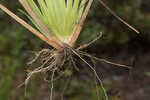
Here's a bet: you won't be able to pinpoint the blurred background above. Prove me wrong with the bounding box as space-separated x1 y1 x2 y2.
0 0 150 100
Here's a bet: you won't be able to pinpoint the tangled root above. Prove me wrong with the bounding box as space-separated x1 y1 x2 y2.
26 44 73 84
25 44 78 99
25 33 103 91
24 35 131 100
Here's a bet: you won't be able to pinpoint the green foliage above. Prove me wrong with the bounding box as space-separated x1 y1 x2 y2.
79 0 150 45
1 0 150 100
145 72 150 77
0 56 20 100
0 15 31 99
22 0 85 43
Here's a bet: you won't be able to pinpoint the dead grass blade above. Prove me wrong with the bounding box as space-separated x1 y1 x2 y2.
97 0 140 34
0 4 63 51
19 0 62 46
69 0 94 46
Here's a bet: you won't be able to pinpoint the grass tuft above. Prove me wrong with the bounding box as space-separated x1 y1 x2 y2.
20 0 86 43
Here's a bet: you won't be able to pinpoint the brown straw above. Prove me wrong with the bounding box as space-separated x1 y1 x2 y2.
0 4 63 51
69 0 94 46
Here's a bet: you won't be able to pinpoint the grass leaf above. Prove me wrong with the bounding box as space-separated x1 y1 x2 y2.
20 0 86 43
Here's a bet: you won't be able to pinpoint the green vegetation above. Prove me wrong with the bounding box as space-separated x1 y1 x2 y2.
0 0 150 100
21 0 85 43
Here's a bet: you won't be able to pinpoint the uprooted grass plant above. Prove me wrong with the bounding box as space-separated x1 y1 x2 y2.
0 0 139 99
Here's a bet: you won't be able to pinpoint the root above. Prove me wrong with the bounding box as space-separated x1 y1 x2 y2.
70 56 79 71
24 42 131 99
70 48 108 100
91 58 101 100
27 49 53 65
50 69 56 100
24 45 73 97
78 50 131 69
25 58 57 96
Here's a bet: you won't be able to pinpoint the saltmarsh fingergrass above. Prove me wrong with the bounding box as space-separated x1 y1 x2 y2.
0 0 137 99
22 0 85 43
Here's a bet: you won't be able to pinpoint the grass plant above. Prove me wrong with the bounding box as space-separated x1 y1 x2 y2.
0 0 139 100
